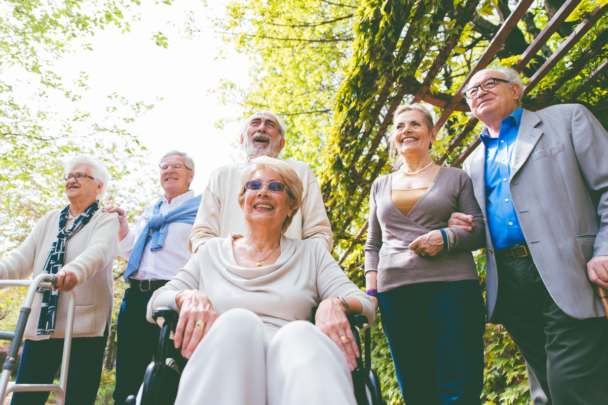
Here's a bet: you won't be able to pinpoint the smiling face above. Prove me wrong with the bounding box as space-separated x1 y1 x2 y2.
241 169 294 234
160 154 194 198
392 110 435 159
467 70 520 123
64 163 102 204
240 113 285 158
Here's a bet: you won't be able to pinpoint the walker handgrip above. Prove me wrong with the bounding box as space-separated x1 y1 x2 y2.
0 331 15 341
51 274 58 286
3 307 30 371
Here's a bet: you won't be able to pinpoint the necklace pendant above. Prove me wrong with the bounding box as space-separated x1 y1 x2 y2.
256 262 262 268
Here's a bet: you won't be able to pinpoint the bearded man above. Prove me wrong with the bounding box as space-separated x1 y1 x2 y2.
189 111 333 253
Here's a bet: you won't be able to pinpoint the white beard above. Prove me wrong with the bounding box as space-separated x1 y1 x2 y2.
243 133 282 158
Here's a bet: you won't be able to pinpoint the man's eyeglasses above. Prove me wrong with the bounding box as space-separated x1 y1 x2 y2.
245 180 288 193
159 163 191 171
463 77 510 99
64 172 96 182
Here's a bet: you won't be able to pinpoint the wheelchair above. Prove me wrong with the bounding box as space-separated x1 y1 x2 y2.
126 307 385 405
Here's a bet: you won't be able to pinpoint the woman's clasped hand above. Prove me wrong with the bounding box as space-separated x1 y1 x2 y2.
174 289 218 359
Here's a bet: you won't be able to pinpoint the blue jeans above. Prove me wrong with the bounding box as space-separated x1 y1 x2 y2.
113 287 183 405
10 329 108 405
378 280 485 405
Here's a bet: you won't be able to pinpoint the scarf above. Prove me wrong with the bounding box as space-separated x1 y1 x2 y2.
37 201 100 335
124 194 201 280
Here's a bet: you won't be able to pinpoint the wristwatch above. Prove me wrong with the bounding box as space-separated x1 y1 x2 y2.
338 296 349 311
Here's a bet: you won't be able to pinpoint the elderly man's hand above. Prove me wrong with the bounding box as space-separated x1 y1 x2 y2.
315 298 359 371
409 230 444 257
102 206 129 242
448 212 475 231
174 290 218 359
53 270 79 292
588 256 608 290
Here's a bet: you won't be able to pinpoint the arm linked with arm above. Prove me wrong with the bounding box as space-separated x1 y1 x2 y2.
451 174 486 251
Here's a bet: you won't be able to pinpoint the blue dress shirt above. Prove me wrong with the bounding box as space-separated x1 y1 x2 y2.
480 107 526 250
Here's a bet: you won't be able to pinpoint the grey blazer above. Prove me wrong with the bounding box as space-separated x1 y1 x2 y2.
463 104 608 322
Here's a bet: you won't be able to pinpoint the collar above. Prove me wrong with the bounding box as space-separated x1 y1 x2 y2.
480 106 523 146
161 190 195 206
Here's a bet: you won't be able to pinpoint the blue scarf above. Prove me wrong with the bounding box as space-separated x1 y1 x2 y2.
124 194 201 280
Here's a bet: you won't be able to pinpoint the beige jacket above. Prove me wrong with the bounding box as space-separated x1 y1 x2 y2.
189 160 333 253
0 209 118 340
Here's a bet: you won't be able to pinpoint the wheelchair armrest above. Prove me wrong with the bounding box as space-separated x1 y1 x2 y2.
153 307 179 327
348 314 369 330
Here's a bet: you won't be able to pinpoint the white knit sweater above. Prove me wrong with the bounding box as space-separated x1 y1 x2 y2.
0 208 118 340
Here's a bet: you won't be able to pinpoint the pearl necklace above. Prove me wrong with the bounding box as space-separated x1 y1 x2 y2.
403 161 434 176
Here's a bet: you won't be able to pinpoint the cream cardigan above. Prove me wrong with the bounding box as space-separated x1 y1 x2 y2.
149 235 374 337
0 209 118 340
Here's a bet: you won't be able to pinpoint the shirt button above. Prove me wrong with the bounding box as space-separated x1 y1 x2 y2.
503 178 507 181
505 198 509 202
509 222 513 226
501 140 505 143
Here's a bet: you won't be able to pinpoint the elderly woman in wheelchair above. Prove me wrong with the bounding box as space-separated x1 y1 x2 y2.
145 157 375 405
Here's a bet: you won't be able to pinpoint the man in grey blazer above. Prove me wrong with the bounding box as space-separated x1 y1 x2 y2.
449 67 608 405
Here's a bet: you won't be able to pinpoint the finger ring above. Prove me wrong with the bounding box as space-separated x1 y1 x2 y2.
195 321 205 331
340 336 349 342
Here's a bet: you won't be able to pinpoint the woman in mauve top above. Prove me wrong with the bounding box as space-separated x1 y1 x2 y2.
365 103 486 405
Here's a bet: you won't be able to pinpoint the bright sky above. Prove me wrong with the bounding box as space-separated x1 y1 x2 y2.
53 1 251 196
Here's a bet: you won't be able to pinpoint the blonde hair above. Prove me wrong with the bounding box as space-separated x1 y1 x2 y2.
238 157 303 234
390 103 437 171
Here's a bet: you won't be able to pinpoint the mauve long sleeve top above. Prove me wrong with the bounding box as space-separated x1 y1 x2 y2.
365 167 486 292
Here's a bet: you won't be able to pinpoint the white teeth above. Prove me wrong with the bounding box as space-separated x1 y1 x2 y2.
254 204 274 210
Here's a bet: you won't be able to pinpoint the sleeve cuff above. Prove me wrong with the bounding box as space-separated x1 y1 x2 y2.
118 229 136 259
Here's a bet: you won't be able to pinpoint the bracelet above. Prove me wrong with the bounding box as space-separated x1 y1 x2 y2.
366 289 378 297
446 228 456 252
338 296 349 311
439 228 448 251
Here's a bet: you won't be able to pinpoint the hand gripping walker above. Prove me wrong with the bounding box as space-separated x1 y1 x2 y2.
0 274 76 405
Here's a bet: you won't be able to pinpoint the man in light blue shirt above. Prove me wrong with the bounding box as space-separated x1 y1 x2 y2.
450 67 608 405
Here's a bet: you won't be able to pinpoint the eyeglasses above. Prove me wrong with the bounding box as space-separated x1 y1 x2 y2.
64 172 96 182
159 162 191 171
463 77 510 99
245 180 288 193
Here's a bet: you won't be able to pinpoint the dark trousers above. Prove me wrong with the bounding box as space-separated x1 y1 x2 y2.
378 280 485 405
10 329 108 405
113 287 182 405
495 254 608 405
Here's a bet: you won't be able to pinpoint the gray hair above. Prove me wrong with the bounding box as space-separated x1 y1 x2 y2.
65 155 110 200
159 150 195 172
240 111 287 138
465 67 524 106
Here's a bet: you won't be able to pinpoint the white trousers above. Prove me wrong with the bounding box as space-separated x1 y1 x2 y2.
174 308 357 405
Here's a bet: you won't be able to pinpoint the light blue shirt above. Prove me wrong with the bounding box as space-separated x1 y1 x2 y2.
480 107 526 250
